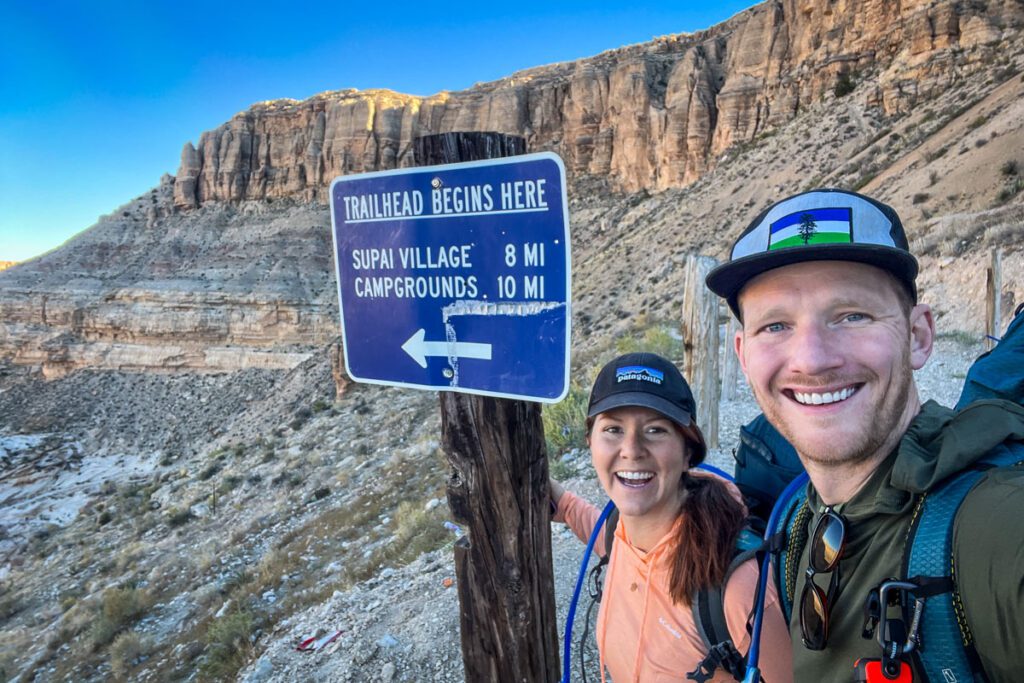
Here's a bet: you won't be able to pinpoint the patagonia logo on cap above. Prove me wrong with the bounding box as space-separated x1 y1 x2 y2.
768 207 853 250
616 366 664 385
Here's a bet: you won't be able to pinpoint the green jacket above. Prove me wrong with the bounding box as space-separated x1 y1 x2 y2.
790 399 1024 683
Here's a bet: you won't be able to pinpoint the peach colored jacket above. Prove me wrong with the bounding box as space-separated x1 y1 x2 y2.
556 491 794 683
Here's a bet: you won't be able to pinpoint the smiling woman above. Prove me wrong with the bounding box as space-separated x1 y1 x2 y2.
551 352 793 683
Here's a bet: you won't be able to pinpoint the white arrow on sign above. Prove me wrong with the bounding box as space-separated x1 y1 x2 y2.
401 329 493 369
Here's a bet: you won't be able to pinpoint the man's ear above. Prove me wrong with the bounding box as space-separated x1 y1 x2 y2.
909 303 935 370
734 323 748 379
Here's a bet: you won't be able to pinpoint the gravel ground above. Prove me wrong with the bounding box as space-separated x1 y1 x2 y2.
237 337 984 683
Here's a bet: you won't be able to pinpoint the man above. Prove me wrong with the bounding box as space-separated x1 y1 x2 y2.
705 188 1024 682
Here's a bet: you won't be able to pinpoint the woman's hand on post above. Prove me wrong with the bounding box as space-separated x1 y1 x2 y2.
549 477 566 516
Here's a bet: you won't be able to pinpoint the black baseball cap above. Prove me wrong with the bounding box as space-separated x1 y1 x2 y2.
705 188 919 318
588 352 706 464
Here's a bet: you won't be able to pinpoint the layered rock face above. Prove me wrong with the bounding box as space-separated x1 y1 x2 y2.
0 181 338 377
173 0 1022 206
3 0 1022 377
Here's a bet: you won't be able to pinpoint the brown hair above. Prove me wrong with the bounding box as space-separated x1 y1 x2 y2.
668 471 746 606
586 415 746 605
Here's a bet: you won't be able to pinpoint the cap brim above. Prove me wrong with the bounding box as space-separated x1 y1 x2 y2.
706 244 919 315
587 392 706 464
587 392 693 428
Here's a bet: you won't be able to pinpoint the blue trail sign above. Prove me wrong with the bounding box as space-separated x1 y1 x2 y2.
329 152 571 402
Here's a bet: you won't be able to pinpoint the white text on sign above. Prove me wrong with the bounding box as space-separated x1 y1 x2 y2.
342 180 548 222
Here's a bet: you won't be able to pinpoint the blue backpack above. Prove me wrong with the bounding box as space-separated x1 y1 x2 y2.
753 305 1024 683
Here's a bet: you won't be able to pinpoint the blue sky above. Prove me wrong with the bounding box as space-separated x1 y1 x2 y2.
0 1 755 263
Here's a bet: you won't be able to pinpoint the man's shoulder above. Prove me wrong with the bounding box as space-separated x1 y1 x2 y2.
953 442 1024 555
951 442 1024 683
959 443 1024 511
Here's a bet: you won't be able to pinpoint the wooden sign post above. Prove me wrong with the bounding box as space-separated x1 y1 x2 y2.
413 132 561 682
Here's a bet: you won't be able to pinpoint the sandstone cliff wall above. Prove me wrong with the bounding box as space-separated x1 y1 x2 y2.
173 0 1021 207
3 0 1022 378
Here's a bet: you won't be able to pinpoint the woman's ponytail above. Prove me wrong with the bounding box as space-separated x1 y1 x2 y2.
667 473 746 606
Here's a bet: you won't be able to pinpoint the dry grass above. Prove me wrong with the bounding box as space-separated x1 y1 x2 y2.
109 631 149 681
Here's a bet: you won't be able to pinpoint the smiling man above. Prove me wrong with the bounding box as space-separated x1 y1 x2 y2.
706 189 1024 682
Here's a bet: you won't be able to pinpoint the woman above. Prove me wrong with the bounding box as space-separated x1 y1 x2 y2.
552 352 792 683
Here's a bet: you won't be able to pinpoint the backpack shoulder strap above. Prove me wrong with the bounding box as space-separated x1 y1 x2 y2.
602 507 619 562
904 442 1024 683
770 484 811 622
687 538 759 683
587 506 619 604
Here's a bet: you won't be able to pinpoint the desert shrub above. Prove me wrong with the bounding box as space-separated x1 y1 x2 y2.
109 631 147 680
852 172 877 191
393 501 450 555
549 457 576 481
834 71 856 97
311 399 330 413
289 406 313 430
928 170 939 186
968 115 988 130
166 507 193 528
200 610 256 680
90 587 150 648
0 593 23 621
912 193 930 205
199 461 222 481
222 568 254 596
996 178 1023 204
542 383 590 455
1001 160 1019 177
614 324 683 360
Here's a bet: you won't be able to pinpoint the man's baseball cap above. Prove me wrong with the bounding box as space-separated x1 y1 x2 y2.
706 188 919 318
588 352 706 464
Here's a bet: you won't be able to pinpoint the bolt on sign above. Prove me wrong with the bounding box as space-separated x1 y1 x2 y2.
328 152 571 402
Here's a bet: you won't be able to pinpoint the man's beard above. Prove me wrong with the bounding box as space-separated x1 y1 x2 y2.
757 354 914 469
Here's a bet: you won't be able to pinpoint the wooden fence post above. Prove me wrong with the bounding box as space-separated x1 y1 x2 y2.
721 313 741 401
681 254 720 449
413 132 560 683
986 248 1003 349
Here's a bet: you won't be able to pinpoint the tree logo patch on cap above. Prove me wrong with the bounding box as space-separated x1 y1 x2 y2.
768 207 853 251
615 366 664 385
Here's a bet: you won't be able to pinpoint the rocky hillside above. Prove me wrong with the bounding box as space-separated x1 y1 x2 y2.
1 0 1024 680
1 0 1022 376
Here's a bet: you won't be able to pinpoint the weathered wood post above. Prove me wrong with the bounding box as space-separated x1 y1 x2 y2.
721 312 741 402
986 247 1003 349
682 254 721 448
413 132 561 683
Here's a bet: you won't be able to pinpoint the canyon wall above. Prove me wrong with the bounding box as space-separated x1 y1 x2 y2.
2 0 1022 377
173 0 1021 206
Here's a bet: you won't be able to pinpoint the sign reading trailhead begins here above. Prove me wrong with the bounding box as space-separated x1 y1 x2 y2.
328 152 571 402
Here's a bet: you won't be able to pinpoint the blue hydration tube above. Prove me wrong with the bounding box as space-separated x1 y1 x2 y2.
742 471 809 683
561 498 616 683
561 463 736 683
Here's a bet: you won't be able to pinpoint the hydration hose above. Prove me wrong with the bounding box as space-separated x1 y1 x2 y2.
742 471 809 683
560 463 737 683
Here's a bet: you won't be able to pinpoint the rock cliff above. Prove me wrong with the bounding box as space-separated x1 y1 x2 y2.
2 0 1023 378
172 0 1022 205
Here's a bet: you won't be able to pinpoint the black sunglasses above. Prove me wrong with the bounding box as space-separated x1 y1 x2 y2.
799 506 848 650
